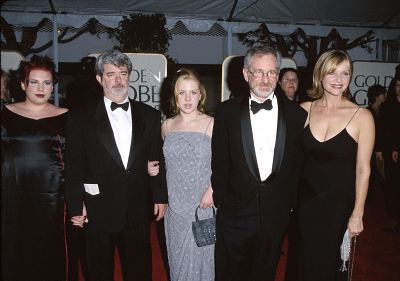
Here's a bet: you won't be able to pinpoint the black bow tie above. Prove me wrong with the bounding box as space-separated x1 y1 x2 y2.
250 99 273 114
110 101 129 111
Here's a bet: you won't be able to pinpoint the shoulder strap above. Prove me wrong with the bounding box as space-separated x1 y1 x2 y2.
307 101 314 126
345 107 361 128
204 117 213 135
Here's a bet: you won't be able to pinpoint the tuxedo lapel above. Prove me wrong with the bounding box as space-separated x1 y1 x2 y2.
265 94 286 183
94 99 125 169
127 100 145 169
240 97 261 180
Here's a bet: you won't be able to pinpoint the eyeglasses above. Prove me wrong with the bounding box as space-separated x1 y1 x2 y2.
282 78 298 83
248 69 279 79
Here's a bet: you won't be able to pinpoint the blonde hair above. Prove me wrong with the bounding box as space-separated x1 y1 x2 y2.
308 50 353 100
171 68 207 115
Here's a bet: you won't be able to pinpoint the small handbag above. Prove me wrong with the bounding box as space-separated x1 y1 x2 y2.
192 206 216 247
340 229 351 272
339 229 357 281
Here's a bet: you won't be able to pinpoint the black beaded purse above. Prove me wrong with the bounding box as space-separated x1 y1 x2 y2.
192 206 216 247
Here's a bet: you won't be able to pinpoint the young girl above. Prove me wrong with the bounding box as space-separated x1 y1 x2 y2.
148 68 214 281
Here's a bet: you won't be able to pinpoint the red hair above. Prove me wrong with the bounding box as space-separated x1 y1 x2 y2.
19 55 57 86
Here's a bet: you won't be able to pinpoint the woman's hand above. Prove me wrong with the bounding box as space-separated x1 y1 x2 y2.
348 215 363 238
199 186 214 209
147 160 160 177
71 204 88 228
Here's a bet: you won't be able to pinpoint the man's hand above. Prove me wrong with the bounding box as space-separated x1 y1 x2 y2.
70 204 88 228
154 203 167 221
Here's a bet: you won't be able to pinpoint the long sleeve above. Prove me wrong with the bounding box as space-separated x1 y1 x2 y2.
211 105 230 208
65 110 86 217
149 110 168 203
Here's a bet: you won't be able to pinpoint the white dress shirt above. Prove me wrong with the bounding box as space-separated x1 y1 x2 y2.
249 93 278 181
104 96 132 169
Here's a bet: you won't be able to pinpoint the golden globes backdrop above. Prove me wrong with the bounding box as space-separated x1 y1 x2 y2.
1 51 25 71
350 61 397 106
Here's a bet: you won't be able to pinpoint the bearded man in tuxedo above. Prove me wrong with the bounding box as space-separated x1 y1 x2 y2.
65 50 167 281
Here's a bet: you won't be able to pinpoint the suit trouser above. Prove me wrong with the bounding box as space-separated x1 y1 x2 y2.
215 199 284 281
85 222 151 281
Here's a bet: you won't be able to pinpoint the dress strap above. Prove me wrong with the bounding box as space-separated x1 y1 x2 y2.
345 107 361 128
309 101 314 118
307 101 314 126
203 117 213 135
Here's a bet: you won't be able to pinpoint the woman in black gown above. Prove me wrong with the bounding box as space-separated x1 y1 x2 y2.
296 50 375 281
1 55 68 281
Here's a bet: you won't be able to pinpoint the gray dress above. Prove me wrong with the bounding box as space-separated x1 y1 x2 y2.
163 131 214 281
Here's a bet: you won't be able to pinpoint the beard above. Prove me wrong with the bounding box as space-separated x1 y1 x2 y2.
111 84 128 95
250 82 275 99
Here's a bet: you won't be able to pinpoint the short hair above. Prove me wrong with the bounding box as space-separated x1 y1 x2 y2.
80 56 97 74
243 46 281 70
95 50 132 76
367 84 386 104
170 68 207 115
308 50 353 100
18 55 57 86
278 68 298 82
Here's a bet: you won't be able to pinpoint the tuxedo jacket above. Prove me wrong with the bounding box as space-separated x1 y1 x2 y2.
211 94 306 234
65 98 167 232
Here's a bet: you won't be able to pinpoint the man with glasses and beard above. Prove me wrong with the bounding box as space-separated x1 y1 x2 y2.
212 46 306 281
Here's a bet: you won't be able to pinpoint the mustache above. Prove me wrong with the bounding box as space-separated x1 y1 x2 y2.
112 84 125 89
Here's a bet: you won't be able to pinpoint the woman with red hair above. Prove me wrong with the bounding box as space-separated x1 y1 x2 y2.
1 55 68 281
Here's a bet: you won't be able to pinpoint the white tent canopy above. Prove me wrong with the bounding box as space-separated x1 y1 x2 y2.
2 0 399 64
2 0 400 28
2 0 399 60
2 0 399 106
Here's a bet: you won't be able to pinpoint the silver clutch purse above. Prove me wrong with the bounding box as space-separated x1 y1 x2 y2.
340 229 351 271
339 228 357 281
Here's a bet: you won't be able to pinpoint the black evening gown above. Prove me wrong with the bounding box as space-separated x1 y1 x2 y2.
1 107 67 281
296 124 357 281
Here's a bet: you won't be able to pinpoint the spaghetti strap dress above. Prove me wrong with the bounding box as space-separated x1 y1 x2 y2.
163 119 214 281
296 106 359 281
1 107 67 281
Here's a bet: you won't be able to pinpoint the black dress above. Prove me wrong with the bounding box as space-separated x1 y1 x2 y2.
296 112 358 281
1 107 67 281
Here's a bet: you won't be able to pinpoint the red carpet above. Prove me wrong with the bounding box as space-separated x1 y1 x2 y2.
78 223 169 281
351 188 400 281
79 188 400 281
